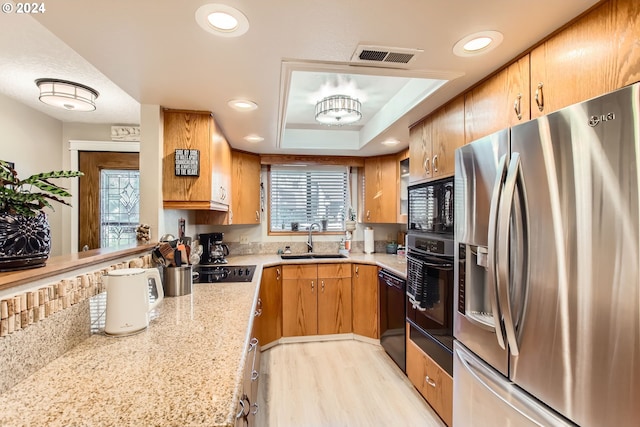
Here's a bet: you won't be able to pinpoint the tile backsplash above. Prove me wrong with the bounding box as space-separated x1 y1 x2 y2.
0 255 150 392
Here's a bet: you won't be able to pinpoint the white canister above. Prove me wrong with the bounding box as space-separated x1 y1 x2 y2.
364 227 374 254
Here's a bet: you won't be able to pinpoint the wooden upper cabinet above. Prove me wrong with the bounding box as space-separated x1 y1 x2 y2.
210 119 231 207
230 150 261 225
465 56 531 143
409 96 464 184
397 150 409 225
362 154 398 223
530 0 640 118
162 109 231 210
430 96 464 178
409 120 431 183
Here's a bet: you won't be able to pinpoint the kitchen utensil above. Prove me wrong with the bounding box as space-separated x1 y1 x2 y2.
104 268 164 336
163 265 197 296
157 242 175 266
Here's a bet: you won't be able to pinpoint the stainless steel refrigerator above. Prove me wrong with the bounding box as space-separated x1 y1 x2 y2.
453 82 639 426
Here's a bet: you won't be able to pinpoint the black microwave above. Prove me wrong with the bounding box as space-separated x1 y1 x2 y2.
407 177 454 235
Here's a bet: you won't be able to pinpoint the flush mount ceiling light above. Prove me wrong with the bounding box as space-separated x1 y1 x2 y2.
35 78 99 111
195 4 249 37
228 99 258 111
453 31 504 57
315 95 362 126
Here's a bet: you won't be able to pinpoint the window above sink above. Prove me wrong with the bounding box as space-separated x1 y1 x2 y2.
269 166 348 234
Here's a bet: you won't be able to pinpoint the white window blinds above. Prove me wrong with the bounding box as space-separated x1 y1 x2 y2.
269 166 348 232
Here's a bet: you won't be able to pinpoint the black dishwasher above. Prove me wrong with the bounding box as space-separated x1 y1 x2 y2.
378 269 406 372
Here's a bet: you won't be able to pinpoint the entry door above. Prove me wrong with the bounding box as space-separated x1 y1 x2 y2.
78 151 139 250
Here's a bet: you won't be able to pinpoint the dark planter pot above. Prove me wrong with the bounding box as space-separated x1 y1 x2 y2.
0 212 51 271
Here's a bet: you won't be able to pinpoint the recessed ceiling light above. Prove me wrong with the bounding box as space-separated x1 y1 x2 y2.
453 31 503 57
208 12 238 31
382 138 400 146
195 4 249 38
228 99 258 111
244 134 264 143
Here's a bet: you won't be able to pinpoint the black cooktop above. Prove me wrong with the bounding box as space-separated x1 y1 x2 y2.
194 264 256 283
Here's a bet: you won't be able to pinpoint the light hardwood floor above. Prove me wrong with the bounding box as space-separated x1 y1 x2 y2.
255 340 446 427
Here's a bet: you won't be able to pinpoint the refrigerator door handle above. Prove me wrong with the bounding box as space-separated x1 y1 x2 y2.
497 152 521 356
487 154 508 350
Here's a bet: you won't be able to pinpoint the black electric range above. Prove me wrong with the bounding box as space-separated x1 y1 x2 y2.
194 264 256 283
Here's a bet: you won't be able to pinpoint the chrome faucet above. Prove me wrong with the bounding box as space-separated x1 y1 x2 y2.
307 223 321 252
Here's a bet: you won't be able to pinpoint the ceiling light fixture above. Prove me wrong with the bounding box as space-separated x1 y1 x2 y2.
453 31 504 57
244 134 264 143
195 4 249 37
228 99 258 111
382 138 400 146
35 78 99 111
315 95 362 126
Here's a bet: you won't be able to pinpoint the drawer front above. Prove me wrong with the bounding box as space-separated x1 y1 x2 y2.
282 264 317 280
406 337 453 426
317 263 352 278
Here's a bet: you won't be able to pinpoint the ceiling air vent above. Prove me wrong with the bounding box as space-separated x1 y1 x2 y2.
350 45 423 68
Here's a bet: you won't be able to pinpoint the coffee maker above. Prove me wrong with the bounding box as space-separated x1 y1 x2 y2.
199 232 230 264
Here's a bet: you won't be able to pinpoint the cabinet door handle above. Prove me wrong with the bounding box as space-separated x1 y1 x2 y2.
535 82 544 112
425 375 437 388
366 210 371 220
311 280 314 291
251 370 259 381
236 398 246 419
355 266 359 276
321 280 325 292
432 155 438 174
255 298 263 317
252 402 259 416
255 210 260 222
276 268 281 279
513 93 522 120
423 156 430 174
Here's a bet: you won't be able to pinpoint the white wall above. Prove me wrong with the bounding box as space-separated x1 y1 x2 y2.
0 93 65 255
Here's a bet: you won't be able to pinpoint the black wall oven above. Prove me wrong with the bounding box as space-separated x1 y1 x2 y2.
406 177 455 376
408 178 454 235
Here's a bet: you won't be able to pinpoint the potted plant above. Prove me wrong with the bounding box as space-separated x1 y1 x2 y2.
345 207 357 231
0 160 83 271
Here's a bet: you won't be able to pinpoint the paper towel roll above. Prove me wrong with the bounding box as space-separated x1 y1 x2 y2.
364 227 374 254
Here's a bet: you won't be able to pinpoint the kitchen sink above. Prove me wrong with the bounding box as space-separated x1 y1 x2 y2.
280 253 348 260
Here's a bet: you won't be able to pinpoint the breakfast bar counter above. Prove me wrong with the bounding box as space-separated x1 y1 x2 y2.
0 253 405 426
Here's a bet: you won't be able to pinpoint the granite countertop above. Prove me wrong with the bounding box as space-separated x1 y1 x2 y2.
0 253 405 426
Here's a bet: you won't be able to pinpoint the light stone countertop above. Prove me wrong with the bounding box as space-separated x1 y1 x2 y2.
0 252 406 426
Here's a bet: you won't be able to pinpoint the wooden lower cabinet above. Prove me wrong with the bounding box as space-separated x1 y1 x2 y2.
255 266 282 346
317 263 352 335
282 264 318 337
351 263 379 339
236 327 260 427
406 324 453 426
282 263 352 337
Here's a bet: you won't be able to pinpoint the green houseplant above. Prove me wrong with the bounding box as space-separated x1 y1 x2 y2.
0 160 83 271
